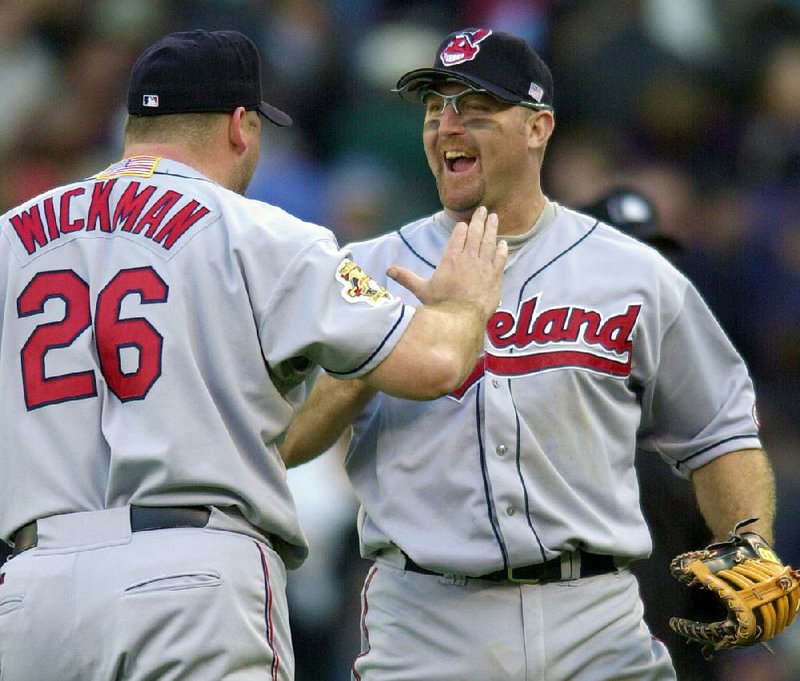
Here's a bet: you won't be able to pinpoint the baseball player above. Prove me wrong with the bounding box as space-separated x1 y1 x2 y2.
281 29 785 680
0 30 506 681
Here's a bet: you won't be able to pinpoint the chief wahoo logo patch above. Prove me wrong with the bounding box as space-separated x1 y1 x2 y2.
439 28 492 66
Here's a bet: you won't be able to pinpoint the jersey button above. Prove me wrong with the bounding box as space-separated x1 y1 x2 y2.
492 379 500 388
506 506 516 516
496 444 507 456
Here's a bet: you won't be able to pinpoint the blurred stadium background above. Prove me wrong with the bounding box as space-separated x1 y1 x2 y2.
1 1 799 679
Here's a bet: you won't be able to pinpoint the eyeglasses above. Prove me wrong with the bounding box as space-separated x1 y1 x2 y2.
420 86 554 118
421 87 490 116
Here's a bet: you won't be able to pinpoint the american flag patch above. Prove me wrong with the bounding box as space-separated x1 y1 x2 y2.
528 82 544 103
95 155 161 179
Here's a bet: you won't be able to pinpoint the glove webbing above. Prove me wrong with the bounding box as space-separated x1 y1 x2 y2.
670 553 800 654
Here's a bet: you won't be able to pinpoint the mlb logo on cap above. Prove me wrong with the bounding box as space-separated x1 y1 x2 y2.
127 30 292 126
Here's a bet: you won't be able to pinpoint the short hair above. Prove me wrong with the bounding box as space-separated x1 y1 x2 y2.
124 112 228 148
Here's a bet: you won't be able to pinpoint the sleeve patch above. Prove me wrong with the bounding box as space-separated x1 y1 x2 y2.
336 258 393 306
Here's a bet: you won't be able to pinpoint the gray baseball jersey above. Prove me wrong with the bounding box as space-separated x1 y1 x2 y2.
345 201 761 577
0 155 413 568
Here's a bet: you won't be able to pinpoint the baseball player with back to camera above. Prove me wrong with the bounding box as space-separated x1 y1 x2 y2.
281 28 800 680
0 29 508 681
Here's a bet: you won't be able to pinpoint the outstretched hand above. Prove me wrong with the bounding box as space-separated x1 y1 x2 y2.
387 206 507 320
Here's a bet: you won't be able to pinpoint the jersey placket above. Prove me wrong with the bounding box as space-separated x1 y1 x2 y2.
480 369 544 567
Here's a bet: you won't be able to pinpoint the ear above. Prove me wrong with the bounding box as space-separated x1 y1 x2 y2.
527 110 555 151
228 106 249 154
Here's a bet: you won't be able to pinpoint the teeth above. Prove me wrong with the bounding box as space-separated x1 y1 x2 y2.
445 151 470 159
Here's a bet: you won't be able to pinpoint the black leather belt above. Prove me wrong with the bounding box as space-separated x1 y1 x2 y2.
11 506 210 556
404 550 617 584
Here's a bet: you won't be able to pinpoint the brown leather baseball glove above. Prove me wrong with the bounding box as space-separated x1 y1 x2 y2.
669 518 800 658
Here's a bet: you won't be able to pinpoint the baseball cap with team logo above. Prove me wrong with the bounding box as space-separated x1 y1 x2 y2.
127 29 292 126
394 28 554 110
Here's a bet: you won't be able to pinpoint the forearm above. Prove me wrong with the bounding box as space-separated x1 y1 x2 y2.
280 373 376 468
363 206 503 400
362 301 485 399
281 300 486 466
282 208 505 464
691 448 776 543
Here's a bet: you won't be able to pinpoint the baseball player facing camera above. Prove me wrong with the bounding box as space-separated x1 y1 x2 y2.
281 28 799 680
0 30 506 681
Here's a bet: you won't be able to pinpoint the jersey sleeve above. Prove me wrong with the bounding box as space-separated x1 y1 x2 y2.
637 280 761 475
256 235 414 380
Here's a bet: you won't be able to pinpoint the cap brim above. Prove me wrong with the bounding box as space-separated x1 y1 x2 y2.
258 101 292 127
394 67 519 104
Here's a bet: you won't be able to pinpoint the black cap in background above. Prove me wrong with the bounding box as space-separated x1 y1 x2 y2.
582 188 682 256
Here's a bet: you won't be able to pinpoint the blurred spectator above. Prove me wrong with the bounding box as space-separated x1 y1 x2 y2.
247 129 328 224
21 35 134 173
461 0 554 50
255 0 346 156
733 35 800 407
166 0 263 34
737 38 800 186
322 157 398 243
0 2 57 159
543 123 622 208
737 190 800 394
642 0 725 67
1 4 799 679
320 20 444 225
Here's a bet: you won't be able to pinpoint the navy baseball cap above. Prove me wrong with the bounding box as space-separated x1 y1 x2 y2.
394 28 554 110
127 29 292 127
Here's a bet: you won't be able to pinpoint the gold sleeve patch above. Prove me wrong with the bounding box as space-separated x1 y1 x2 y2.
336 259 393 306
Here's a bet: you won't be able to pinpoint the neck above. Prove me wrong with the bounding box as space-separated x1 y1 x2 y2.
122 143 228 187
445 193 547 238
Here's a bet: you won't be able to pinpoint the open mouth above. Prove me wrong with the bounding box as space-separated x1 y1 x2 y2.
445 150 477 173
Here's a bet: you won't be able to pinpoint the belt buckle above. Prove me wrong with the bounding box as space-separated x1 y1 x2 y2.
506 566 542 584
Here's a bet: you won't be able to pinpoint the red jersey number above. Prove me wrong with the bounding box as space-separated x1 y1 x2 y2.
17 267 168 410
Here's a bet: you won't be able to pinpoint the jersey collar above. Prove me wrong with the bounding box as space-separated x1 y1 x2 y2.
434 199 557 252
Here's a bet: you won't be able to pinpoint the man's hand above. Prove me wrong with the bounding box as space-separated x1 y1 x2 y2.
359 206 506 400
282 207 509 466
387 206 507 320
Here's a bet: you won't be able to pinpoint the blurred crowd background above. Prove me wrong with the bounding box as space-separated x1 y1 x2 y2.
1 0 799 679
